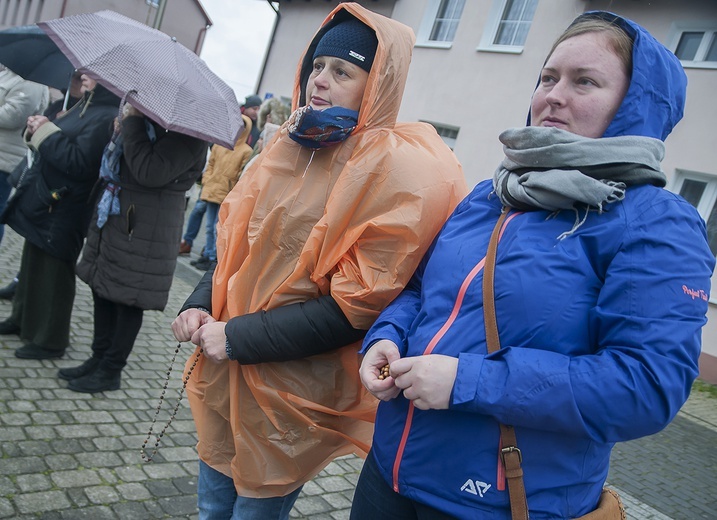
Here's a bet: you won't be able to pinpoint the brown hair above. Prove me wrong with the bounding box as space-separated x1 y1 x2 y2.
546 17 633 77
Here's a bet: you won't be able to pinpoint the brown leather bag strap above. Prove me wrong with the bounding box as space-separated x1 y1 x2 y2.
483 207 530 520
483 207 508 355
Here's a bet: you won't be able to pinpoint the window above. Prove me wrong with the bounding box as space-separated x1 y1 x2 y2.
146 0 160 7
422 121 459 149
416 0 466 48
673 171 717 302
668 24 717 69
675 173 717 256
478 0 538 54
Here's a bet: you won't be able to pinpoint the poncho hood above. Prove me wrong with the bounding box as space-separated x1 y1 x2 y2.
293 2 414 132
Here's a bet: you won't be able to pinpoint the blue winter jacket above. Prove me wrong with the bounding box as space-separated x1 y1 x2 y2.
362 12 715 519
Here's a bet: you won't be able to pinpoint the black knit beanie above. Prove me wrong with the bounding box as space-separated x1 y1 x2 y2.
313 18 378 73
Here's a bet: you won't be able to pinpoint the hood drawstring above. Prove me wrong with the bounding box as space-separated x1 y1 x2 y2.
79 90 95 118
302 150 316 178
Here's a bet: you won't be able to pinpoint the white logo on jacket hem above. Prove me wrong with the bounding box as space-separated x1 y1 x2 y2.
461 479 491 497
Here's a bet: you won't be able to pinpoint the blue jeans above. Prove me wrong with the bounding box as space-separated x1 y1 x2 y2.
350 451 457 520
0 171 12 245
197 461 302 520
203 202 220 261
183 198 208 246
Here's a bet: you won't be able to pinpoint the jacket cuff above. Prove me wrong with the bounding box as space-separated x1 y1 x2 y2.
179 269 214 314
451 352 485 411
29 122 61 149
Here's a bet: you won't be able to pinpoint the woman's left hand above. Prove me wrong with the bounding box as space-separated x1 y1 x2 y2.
191 321 229 363
122 103 142 120
390 354 458 410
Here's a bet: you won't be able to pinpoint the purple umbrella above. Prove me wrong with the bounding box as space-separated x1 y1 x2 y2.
38 10 243 148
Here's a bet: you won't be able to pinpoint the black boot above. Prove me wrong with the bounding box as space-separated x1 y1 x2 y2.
0 319 20 335
15 343 64 360
0 278 17 301
193 256 216 271
67 367 121 393
57 357 101 381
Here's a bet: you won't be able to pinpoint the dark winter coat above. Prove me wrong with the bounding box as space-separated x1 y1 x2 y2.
76 115 208 310
2 85 119 263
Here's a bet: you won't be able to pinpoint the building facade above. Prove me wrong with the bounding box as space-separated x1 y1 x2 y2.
0 0 212 53
257 0 717 383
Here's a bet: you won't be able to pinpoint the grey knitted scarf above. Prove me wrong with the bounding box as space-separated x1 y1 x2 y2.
492 127 666 238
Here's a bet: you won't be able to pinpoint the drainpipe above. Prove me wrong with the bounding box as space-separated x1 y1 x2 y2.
60 0 69 17
195 24 211 55
254 1 280 95
153 0 168 30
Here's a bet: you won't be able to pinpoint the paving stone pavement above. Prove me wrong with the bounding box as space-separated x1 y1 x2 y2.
0 219 716 519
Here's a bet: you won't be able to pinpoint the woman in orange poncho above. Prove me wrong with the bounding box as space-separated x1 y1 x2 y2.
171 2 467 518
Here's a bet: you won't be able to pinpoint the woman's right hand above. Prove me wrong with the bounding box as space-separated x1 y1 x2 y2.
172 308 216 342
26 115 49 136
359 339 402 401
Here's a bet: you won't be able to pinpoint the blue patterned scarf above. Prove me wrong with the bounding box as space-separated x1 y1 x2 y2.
287 106 358 149
96 119 156 228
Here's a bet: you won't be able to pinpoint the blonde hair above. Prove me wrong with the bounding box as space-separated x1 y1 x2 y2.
547 17 633 77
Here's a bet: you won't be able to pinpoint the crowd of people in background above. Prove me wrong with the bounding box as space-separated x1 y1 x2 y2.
179 94 291 266
0 2 713 519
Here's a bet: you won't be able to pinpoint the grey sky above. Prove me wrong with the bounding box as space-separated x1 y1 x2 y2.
198 0 276 103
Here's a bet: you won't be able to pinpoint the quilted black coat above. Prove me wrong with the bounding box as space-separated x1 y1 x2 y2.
76 115 208 310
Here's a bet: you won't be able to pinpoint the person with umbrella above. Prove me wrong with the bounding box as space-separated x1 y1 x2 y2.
64 103 209 393
171 3 467 518
0 70 83 302
0 74 119 360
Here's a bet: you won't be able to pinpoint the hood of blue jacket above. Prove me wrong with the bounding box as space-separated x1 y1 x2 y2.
530 11 687 142
595 11 687 141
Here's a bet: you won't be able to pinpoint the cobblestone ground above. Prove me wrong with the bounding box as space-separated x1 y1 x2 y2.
0 224 715 519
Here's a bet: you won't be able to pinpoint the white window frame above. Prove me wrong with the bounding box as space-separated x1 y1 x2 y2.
478 0 538 55
671 170 717 302
667 22 717 70
415 0 466 49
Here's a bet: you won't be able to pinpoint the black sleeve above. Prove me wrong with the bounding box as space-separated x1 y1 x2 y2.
179 267 215 314
225 295 367 364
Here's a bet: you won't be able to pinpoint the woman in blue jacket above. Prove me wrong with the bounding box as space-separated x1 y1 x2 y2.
352 11 715 520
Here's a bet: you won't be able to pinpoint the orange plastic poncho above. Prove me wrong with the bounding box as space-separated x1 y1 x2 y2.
184 2 468 497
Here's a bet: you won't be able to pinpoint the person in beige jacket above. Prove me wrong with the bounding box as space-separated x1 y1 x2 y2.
190 114 252 271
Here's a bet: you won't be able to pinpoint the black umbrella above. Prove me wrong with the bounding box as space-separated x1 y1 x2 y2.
0 24 74 90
